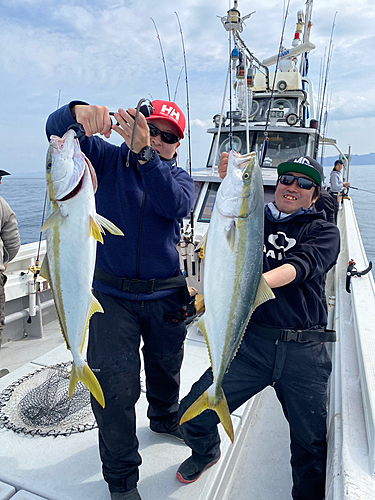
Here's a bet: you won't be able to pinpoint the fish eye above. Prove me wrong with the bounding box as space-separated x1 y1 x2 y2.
46 160 52 171
243 172 250 181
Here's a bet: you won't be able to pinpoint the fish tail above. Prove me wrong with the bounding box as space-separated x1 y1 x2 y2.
69 361 105 408
179 388 234 443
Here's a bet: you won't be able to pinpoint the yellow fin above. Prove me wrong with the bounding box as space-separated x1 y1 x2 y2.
94 214 124 236
180 387 234 443
81 294 104 353
250 275 275 316
89 215 104 244
69 361 105 408
196 316 213 368
40 208 62 231
39 255 51 283
225 220 236 251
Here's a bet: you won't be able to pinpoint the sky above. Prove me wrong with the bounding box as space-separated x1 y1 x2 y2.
1 0 374 175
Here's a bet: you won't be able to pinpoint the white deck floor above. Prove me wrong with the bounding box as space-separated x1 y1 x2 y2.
0 320 293 500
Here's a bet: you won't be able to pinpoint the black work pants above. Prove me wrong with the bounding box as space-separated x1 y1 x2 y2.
330 192 339 224
87 289 188 491
179 330 332 500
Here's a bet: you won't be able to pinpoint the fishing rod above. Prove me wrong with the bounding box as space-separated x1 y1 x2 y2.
150 18 171 101
260 0 290 166
173 66 184 102
349 186 375 195
175 11 192 176
315 12 337 157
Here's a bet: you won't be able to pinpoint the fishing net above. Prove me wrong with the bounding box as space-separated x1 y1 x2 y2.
0 362 97 437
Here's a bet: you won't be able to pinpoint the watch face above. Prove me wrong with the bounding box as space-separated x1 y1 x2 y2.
138 146 154 162
143 146 153 161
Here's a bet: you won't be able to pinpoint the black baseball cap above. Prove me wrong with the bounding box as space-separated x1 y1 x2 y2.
334 159 344 166
0 170 10 177
277 156 323 186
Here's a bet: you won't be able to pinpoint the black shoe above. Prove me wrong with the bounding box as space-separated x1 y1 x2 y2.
150 425 184 442
176 450 221 483
110 487 142 500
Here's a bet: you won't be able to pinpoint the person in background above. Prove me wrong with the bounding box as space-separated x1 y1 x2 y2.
0 169 21 378
176 153 340 500
329 159 350 223
46 99 195 500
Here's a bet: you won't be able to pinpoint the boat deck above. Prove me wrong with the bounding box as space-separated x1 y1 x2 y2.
0 319 292 500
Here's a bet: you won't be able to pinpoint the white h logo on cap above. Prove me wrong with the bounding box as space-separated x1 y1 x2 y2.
161 104 180 122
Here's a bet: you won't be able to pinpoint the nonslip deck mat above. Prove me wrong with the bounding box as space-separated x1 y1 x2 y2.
0 362 97 436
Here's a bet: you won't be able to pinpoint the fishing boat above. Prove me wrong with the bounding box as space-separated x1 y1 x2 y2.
1 2 375 499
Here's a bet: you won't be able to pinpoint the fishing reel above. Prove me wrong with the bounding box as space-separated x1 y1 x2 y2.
346 259 373 293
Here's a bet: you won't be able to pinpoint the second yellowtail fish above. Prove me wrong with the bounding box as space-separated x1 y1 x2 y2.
180 150 275 442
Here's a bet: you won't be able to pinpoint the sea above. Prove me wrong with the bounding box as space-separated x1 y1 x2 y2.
2 165 375 278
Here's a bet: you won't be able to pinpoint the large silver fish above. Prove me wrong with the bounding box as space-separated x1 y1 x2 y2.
180 150 274 441
40 130 123 408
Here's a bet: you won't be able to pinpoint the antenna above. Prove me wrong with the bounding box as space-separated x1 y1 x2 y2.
260 0 290 166
175 12 192 176
150 18 171 101
314 11 337 157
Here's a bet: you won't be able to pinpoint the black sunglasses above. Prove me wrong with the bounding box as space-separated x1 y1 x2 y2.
278 174 317 190
147 123 179 144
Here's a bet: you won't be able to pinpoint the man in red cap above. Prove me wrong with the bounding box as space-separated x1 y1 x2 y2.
46 100 194 500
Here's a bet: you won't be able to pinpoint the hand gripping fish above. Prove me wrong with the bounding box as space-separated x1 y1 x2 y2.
40 130 123 408
180 151 275 442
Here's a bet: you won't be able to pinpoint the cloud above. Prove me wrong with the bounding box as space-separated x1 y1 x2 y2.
1 0 375 176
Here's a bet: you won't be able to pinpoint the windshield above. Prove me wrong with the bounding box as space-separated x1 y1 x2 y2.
207 130 309 168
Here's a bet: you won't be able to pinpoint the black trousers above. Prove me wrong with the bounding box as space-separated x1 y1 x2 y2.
330 192 339 224
87 289 188 491
179 330 332 500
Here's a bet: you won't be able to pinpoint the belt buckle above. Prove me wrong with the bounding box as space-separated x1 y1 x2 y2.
147 279 155 293
281 329 302 342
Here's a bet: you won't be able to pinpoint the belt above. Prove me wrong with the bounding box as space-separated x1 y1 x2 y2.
94 267 186 294
250 321 336 342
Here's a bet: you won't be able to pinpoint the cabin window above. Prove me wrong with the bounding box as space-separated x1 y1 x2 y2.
197 182 220 222
206 131 309 168
193 181 204 210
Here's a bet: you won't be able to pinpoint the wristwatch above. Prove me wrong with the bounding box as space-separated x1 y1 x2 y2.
135 145 155 163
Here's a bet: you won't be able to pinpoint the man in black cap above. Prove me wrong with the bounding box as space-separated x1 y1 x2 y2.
0 169 20 378
176 154 340 500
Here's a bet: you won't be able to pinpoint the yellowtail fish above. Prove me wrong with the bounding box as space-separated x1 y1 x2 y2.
41 130 123 408
180 150 275 442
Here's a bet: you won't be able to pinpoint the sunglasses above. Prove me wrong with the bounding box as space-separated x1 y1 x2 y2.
278 174 317 190
147 123 180 144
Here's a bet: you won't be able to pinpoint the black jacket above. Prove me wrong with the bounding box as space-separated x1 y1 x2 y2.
315 188 335 224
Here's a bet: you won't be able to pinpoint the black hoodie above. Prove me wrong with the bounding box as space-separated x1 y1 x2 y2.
251 209 340 331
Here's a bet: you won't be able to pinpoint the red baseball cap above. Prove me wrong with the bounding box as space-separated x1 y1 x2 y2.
147 100 185 139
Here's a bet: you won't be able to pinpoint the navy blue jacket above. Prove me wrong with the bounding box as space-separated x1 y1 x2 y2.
251 209 340 330
46 102 195 300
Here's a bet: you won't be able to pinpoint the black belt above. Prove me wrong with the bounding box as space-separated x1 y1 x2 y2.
250 321 336 342
94 267 186 294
